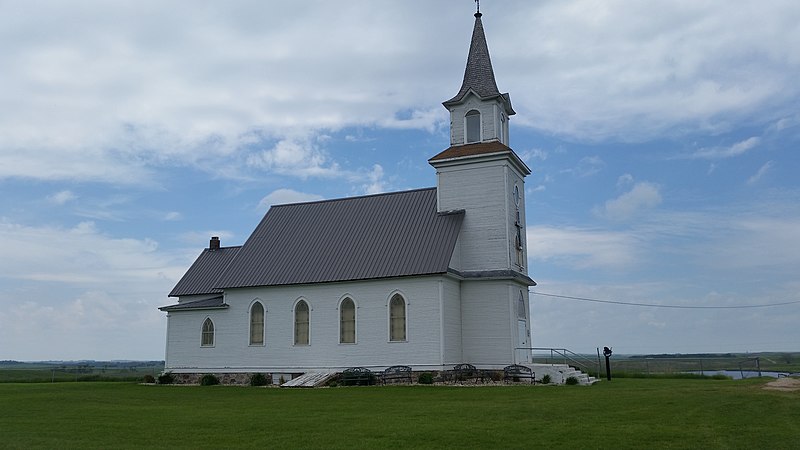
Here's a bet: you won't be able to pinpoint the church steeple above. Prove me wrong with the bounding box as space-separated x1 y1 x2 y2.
443 11 514 147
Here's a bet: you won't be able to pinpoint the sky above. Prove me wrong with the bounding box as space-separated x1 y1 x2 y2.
1 0 799 360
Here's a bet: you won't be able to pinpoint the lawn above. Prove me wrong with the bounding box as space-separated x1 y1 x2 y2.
1 378 797 449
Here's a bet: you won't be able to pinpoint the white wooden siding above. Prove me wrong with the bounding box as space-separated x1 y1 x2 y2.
437 160 509 272
460 280 516 366
505 166 528 275
441 277 463 364
164 276 447 373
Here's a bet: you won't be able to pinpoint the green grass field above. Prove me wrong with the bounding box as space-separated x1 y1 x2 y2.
1 378 798 449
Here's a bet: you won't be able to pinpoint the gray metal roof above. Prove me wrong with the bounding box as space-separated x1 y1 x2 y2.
443 13 514 114
215 187 464 289
159 296 227 312
168 246 241 297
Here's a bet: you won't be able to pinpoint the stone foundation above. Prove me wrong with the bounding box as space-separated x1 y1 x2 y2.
167 372 273 385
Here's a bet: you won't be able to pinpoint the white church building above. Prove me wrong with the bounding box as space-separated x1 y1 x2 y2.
160 11 537 381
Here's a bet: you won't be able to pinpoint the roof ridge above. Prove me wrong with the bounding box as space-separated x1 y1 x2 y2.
268 186 436 208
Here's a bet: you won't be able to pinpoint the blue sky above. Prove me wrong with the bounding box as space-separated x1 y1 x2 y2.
1 0 799 360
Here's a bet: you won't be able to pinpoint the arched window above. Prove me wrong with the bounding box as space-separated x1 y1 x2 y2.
389 294 406 342
465 109 481 143
294 300 310 346
517 291 526 319
250 302 264 345
500 112 509 144
339 297 356 344
201 318 214 347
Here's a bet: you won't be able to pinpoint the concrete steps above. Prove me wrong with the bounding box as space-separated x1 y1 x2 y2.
527 363 599 385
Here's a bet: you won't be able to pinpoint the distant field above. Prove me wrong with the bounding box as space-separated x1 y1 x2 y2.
1 378 797 449
533 351 800 379
0 362 163 383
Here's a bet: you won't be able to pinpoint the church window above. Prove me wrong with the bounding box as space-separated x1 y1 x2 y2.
249 301 264 346
517 291 526 319
201 318 215 347
294 300 310 346
389 294 407 342
465 109 481 143
339 297 356 344
501 113 507 144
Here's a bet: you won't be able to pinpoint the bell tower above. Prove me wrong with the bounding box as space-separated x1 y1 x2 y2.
443 11 515 147
429 10 531 278
429 9 535 365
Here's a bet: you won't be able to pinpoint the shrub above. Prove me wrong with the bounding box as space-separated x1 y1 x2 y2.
200 374 220 386
142 374 156 384
541 374 551 384
417 372 434 384
157 372 174 385
278 375 286 385
249 373 269 387
565 376 579 385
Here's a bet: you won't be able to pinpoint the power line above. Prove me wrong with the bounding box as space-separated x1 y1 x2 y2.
530 291 800 309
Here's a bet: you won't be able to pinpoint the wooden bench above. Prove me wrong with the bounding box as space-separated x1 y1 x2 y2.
503 364 535 384
340 367 374 386
452 363 483 384
381 365 413 385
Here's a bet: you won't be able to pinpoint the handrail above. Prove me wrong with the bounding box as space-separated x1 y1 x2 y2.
524 347 602 379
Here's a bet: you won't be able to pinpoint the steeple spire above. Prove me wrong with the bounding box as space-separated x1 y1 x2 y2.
443 9 512 114
441 9 515 147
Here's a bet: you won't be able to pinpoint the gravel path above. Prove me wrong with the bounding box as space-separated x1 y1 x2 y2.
763 377 800 391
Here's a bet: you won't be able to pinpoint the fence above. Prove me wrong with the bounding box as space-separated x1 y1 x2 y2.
608 356 763 378
523 348 769 379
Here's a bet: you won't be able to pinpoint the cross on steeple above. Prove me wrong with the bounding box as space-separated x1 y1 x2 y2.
475 0 481 16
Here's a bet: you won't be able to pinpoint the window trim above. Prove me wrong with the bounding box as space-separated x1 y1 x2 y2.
388 292 407 343
517 290 527 319
465 109 481 143
249 300 265 346
338 296 357 345
293 298 311 346
201 317 215 347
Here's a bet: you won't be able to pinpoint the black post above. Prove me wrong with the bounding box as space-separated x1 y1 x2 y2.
603 346 613 381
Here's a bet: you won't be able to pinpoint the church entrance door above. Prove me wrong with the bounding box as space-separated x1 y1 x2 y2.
516 319 531 364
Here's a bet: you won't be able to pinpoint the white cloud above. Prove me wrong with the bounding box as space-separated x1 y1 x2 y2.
689 137 761 160
563 156 605 177
507 2 800 141
2 1 796 186
527 225 640 269
47 190 77 205
698 214 800 274
0 220 183 286
747 160 774 185
360 164 387 195
247 135 342 179
596 182 662 221
519 148 549 162
0 219 186 360
616 174 634 187
163 211 182 221
258 189 324 210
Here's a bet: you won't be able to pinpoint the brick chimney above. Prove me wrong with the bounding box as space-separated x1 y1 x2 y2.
209 236 220 250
